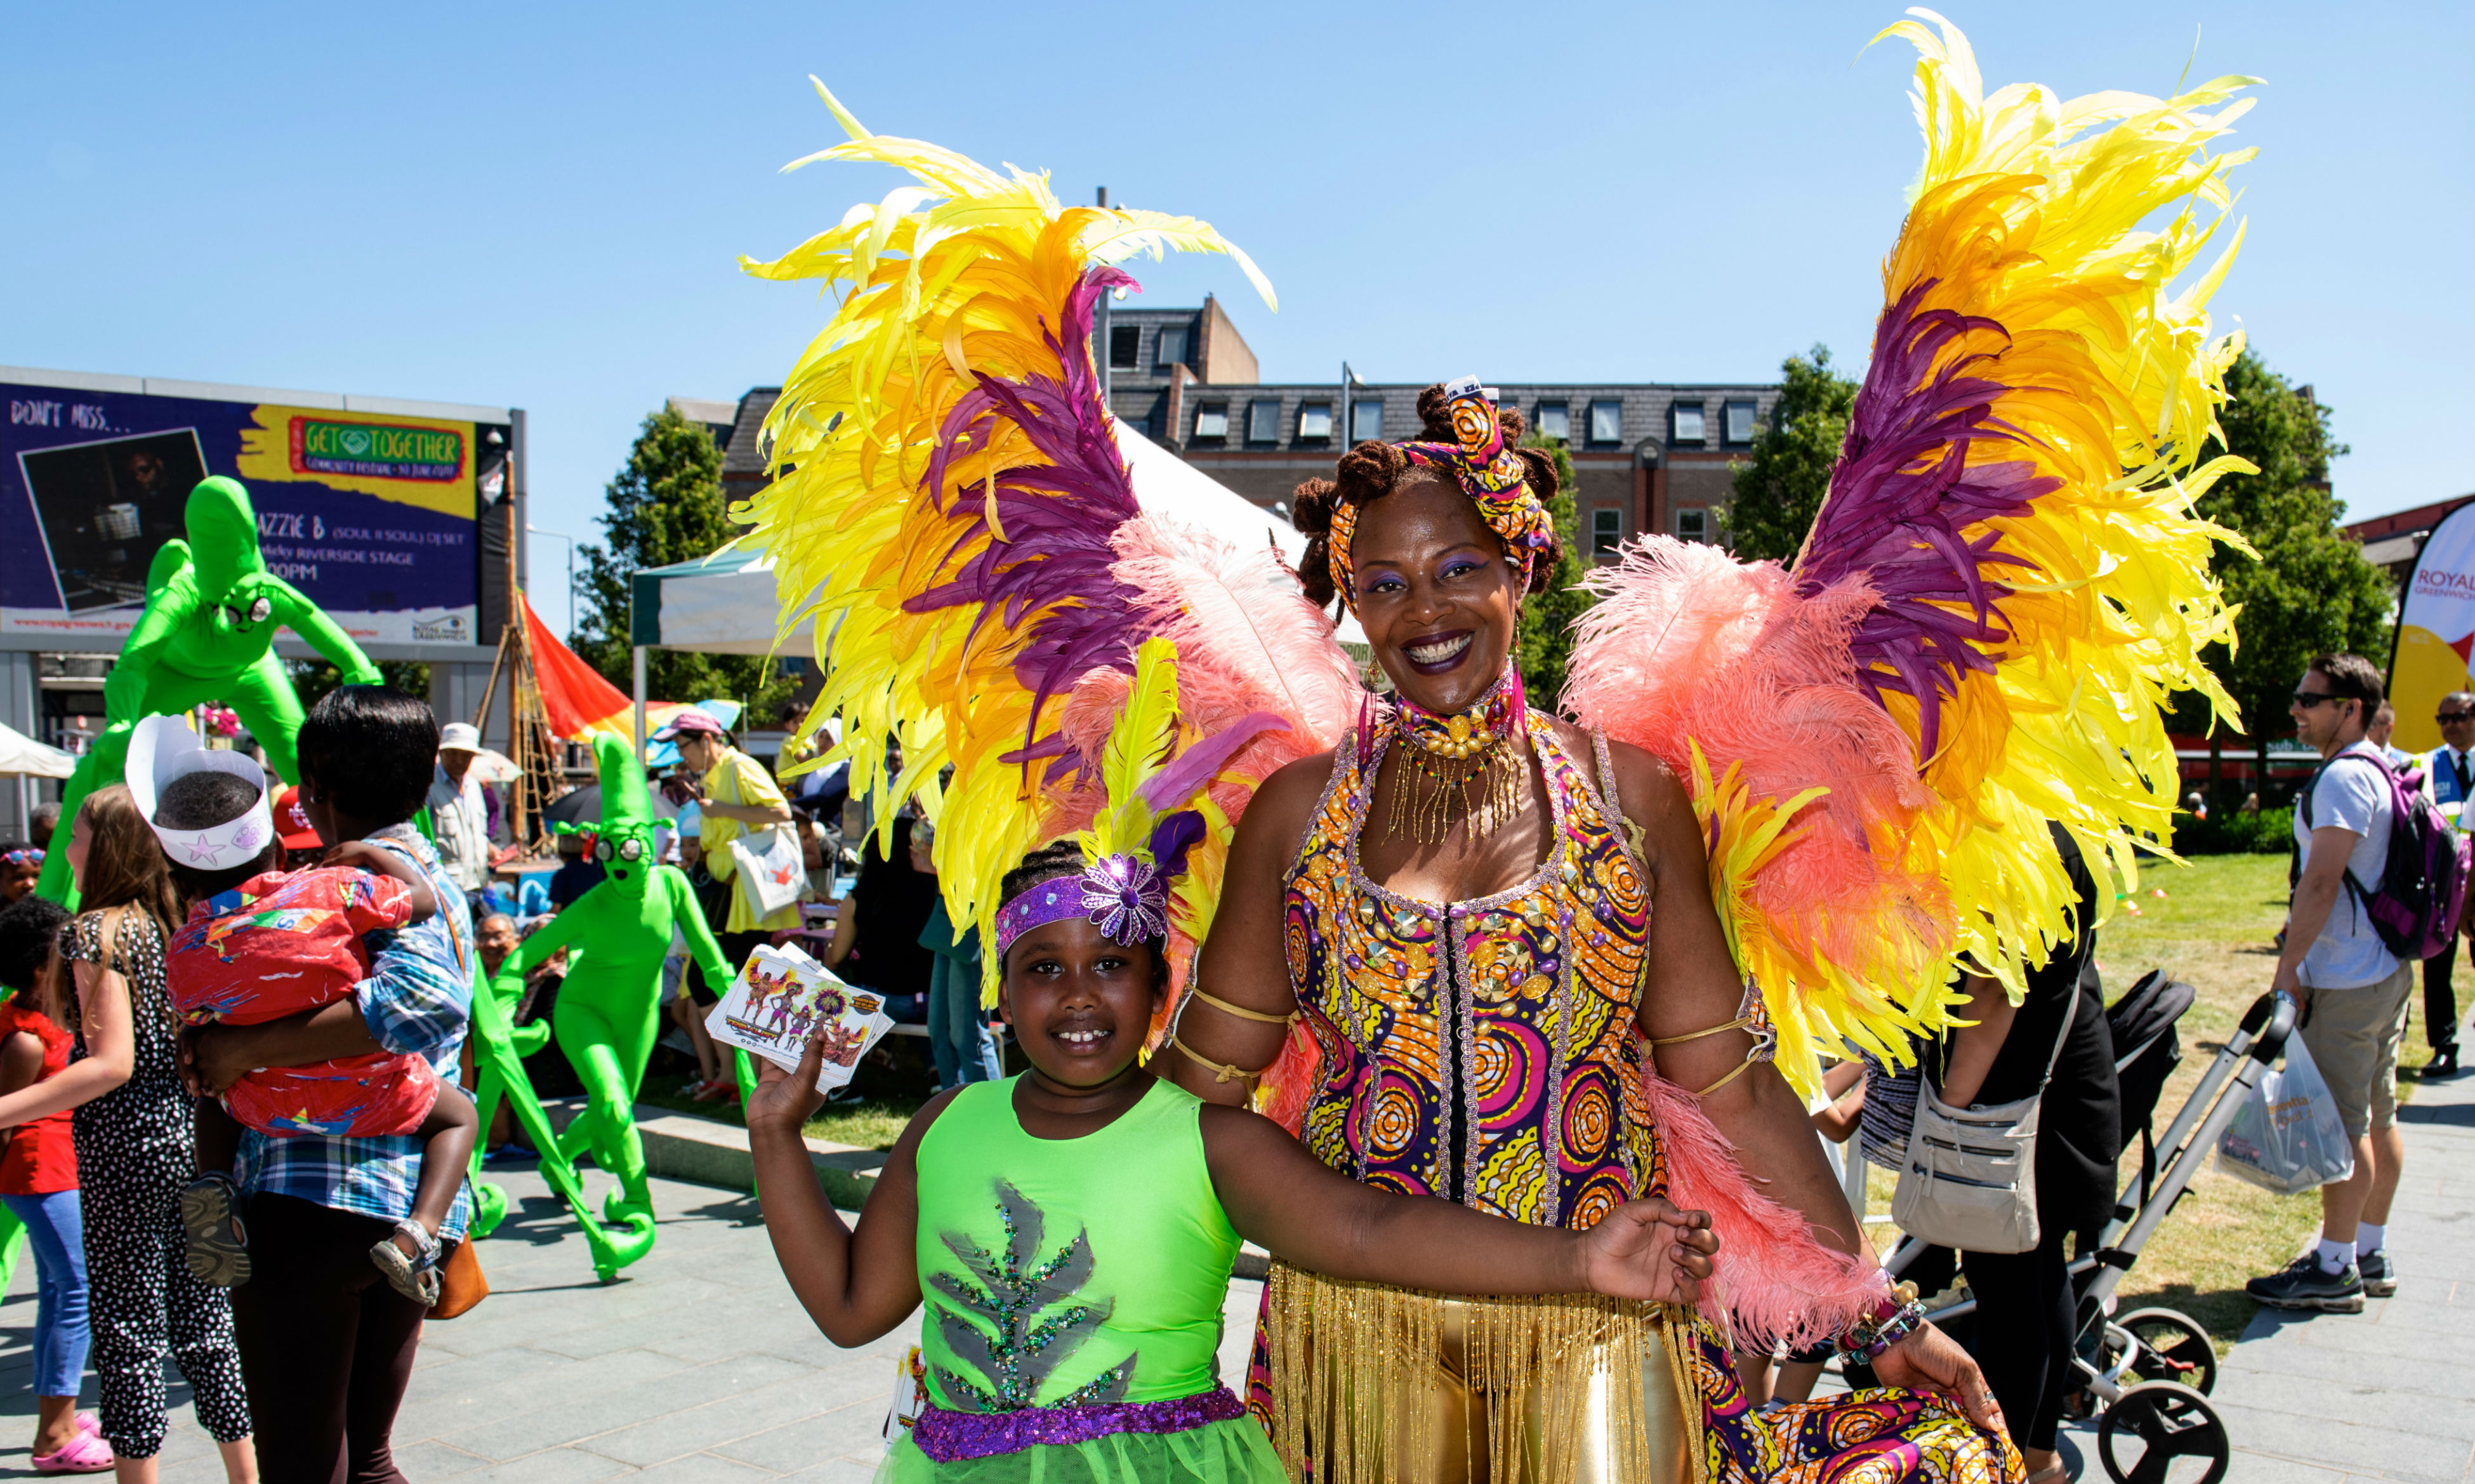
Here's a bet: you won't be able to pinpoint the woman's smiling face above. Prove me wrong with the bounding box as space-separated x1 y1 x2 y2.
1349 473 1522 717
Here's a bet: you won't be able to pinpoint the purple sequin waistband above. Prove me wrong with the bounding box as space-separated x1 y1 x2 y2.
911 1385 1246 1462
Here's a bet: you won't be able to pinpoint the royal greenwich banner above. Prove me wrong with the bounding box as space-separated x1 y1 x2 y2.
2389 500 2475 755
1 378 503 649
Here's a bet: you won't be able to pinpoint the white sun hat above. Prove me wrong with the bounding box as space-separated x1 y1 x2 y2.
124 714 275 870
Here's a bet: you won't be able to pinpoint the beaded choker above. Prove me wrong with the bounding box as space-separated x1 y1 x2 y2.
1385 661 1526 843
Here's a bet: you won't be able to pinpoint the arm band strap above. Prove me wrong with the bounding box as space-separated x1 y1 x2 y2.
1186 987 1301 1027
1647 1014 1755 1047
1646 983 1776 1098
1168 1034 1270 1085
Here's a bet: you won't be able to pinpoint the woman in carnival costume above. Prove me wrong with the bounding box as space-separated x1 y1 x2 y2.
749 640 1726 1483
737 13 2257 1481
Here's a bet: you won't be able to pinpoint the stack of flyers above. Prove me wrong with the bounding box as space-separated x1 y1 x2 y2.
704 942 895 1092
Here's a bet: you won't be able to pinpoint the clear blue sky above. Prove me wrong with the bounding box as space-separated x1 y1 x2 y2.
4 1 2466 638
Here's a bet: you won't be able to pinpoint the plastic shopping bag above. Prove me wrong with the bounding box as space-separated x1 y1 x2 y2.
2217 1028 2357 1195
729 824 805 921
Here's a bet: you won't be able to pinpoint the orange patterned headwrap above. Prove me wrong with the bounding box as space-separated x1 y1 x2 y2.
1326 378 1554 613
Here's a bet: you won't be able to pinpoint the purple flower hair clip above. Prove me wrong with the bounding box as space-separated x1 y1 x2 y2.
1078 852 1168 945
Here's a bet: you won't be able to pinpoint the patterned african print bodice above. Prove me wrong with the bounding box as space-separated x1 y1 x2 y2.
1283 712 1663 1229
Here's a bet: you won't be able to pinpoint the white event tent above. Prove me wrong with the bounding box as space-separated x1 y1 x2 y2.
624 426 1361 743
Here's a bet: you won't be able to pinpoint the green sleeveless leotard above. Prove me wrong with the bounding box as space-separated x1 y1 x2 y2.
885 1074 1286 1484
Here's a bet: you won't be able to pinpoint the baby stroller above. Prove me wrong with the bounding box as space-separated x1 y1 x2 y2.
1856 976 2296 1484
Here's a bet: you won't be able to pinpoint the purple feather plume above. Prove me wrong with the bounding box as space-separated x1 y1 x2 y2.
908 268 1151 773
1795 278 2062 759
1145 809 1208 886
1137 712 1289 814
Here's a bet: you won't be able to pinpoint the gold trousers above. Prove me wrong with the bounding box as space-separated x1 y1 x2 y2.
1261 1262 1700 1484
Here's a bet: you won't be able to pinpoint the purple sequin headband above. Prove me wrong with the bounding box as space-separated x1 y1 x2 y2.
992 811 1213 964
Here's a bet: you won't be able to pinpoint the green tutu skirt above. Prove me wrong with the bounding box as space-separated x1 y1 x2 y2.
876 1415 1287 1484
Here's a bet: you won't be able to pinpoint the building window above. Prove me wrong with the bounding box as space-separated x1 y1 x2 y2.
1723 399 1757 445
1351 398 1384 442
1157 325 1190 371
1592 507 1622 556
1675 507 1709 543
1588 400 1623 445
1109 325 1140 370
1297 402 1333 441
1192 404 1229 440
1246 399 1281 443
1670 402 1706 445
1536 402 1570 442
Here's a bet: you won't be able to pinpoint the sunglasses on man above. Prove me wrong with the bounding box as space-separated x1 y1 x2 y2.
2441 711 2475 724
2291 691 2351 709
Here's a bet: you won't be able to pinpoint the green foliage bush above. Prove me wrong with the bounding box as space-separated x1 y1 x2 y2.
2175 806 2293 855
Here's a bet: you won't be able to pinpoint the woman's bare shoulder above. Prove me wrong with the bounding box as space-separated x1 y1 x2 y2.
1234 750 1339 836
1543 721 1683 809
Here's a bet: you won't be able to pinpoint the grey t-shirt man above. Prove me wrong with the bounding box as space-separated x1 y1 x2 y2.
2293 740 2400 989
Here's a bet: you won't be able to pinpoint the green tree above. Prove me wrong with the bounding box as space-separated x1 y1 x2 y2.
1723 345 1859 563
287 659 430 712
2179 348 2392 798
573 408 795 724
1515 432 1592 708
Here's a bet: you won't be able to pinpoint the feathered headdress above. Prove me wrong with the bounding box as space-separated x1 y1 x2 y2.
1327 377 1554 610
1568 8 2258 1094
737 82 1359 1007
995 638 1284 964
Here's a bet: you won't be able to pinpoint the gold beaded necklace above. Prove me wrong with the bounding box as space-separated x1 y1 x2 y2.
1383 662 1526 844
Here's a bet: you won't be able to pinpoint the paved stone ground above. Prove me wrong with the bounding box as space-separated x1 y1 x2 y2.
2213 1062 2475 1483
0 1165 1263 1480
3 1081 2462 1482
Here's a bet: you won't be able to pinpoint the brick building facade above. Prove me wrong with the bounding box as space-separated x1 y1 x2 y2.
709 302 1777 561
1099 302 1775 560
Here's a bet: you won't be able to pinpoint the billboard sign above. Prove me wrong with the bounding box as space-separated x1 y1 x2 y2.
1 372 510 650
2389 499 2475 756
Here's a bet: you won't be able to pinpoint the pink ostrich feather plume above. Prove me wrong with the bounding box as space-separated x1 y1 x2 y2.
1111 514 1362 785
1639 1068 1878 1350
1565 537 1952 1005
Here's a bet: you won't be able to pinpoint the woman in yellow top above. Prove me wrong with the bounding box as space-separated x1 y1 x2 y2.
654 712 796 968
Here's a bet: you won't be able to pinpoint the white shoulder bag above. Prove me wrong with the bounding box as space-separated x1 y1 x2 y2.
1890 994 2077 1254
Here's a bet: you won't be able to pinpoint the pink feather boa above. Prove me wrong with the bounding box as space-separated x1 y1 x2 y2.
1637 1061 1882 1351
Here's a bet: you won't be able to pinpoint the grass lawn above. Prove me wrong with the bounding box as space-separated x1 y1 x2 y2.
2062 850 2433 1347
638 1068 925 1150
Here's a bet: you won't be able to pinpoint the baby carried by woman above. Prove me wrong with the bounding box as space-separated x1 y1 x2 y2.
124 715 477 1306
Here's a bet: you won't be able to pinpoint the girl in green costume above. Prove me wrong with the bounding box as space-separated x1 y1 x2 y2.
749 839 1724 1484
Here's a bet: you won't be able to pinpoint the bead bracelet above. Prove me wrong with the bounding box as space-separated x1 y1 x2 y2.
1835 1281 1925 1365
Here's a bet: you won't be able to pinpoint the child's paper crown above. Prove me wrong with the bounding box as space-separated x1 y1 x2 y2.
124 714 275 870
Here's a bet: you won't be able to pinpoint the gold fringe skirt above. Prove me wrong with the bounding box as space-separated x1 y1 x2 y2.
1261 1261 1702 1484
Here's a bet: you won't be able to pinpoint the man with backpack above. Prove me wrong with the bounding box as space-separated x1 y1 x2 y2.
2248 653 2427 1313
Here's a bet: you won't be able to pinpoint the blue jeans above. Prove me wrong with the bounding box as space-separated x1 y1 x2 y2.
926 956 1002 1090
3 1190 91 1400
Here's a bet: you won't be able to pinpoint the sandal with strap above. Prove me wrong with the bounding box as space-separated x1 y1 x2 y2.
368 1218 442 1306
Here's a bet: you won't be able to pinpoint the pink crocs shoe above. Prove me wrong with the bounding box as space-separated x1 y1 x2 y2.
32 1426 114 1474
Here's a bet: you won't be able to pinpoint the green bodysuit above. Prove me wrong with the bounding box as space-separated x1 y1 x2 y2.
891 1075 1284 1483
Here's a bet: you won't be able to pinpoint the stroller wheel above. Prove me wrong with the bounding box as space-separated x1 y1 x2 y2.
2098 1382 2229 1484
2113 1308 2219 1396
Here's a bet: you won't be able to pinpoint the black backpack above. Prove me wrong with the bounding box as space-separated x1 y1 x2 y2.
2105 969 2195 1209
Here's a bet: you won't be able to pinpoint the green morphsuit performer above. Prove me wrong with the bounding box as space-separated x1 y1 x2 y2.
485 733 752 1272
463 955 662 1283
35 475 381 902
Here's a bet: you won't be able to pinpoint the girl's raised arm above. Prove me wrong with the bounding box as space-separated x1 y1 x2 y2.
746 1029 949 1346
1197 1104 1715 1304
